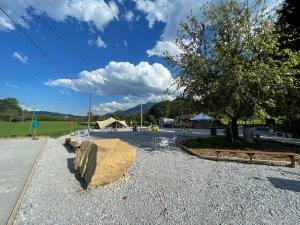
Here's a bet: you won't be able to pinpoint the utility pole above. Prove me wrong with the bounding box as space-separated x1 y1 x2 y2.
180 111 183 128
140 103 143 129
88 93 92 133
29 109 35 135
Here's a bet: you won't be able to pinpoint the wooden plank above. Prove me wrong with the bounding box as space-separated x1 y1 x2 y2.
180 146 201 157
215 150 297 156
215 149 298 167
288 155 296 168
181 146 298 167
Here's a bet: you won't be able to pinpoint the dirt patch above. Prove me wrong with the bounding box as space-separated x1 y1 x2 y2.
185 139 299 162
190 148 299 162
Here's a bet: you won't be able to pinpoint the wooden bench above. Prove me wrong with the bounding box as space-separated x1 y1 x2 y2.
215 150 298 167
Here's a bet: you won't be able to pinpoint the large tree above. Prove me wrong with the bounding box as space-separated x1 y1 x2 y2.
274 0 300 136
167 0 299 141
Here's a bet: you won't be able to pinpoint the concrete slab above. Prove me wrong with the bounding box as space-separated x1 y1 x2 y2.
0 138 47 225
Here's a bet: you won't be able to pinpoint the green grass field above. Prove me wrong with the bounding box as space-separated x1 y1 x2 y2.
0 121 87 138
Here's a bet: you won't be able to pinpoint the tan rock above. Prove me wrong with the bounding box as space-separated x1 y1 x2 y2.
74 139 136 188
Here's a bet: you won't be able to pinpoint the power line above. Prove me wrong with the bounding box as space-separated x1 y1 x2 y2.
23 4 104 125
36 16 95 71
22 0 96 71
1 3 97 120
0 6 70 78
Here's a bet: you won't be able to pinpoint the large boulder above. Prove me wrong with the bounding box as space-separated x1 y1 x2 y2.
74 139 136 188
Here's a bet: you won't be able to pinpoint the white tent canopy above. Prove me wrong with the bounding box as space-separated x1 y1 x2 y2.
96 117 128 129
190 113 212 121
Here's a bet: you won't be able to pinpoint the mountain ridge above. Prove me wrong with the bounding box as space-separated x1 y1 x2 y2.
104 102 156 116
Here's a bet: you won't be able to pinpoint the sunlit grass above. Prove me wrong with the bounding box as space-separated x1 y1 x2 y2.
0 121 86 137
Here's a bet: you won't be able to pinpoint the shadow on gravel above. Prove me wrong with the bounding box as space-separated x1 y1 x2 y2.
267 169 300 178
67 157 87 189
268 177 300 193
63 144 74 153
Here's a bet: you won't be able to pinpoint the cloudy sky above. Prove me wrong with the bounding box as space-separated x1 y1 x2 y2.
0 0 279 115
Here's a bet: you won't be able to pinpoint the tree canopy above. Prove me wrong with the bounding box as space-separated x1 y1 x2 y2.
166 0 300 140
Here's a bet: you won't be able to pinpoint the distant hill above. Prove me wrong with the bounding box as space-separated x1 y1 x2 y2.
105 102 156 116
28 111 82 119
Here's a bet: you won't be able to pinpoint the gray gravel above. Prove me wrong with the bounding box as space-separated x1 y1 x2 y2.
14 132 300 225
0 138 47 225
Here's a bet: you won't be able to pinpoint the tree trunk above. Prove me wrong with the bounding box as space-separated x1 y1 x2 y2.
228 117 239 142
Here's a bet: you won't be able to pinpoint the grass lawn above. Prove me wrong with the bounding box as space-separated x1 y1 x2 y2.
0 121 87 138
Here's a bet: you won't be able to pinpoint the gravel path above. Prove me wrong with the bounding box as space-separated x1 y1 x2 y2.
14 132 300 225
0 138 47 225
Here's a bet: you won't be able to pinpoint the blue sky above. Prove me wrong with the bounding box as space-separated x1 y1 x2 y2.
0 0 280 115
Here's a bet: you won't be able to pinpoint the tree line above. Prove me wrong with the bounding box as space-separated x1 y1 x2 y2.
0 98 24 122
0 97 83 122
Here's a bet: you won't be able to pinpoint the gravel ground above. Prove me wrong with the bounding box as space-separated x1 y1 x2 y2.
0 138 46 225
14 131 300 225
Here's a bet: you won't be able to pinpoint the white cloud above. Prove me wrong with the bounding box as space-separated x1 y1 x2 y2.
12 52 28 63
135 0 170 28
96 36 106 48
88 36 106 48
92 94 176 115
124 10 134 22
59 90 71 96
45 61 175 101
134 0 205 57
136 15 141 21
87 39 94 46
5 82 19 89
92 101 136 115
0 16 15 30
136 0 279 57
0 0 119 31
20 104 39 112
147 40 182 57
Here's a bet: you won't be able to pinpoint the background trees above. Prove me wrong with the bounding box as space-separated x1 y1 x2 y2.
147 99 199 120
167 0 300 141
0 98 22 121
275 0 300 136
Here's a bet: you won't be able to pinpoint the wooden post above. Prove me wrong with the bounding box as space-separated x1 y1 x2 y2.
29 111 35 136
88 93 91 133
248 153 254 164
140 103 143 129
289 156 295 168
33 128 36 140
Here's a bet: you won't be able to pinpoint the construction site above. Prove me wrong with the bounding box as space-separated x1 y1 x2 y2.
0 126 298 225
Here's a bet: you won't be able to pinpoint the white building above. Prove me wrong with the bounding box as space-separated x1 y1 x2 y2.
157 117 174 127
